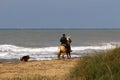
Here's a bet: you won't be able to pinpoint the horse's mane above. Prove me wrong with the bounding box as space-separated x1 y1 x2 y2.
67 36 72 44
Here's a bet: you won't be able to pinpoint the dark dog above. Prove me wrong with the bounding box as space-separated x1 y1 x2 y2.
20 55 30 62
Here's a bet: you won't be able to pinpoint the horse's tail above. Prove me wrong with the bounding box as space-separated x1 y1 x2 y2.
58 46 61 53
57 45 61 59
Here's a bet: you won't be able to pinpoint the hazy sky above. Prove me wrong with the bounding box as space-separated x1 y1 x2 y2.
0 0 120 29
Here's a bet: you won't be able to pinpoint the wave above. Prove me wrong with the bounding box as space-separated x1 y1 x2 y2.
0 42 119 61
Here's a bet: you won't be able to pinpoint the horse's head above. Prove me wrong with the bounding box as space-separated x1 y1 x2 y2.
67 36 72 44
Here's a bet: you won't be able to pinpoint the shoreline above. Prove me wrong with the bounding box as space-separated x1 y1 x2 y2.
0 56 80 63
0 59 20 63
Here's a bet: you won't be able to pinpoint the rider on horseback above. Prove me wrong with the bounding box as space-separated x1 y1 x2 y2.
60 34 72 52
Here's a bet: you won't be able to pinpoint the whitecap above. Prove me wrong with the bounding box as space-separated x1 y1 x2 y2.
0 43 118 61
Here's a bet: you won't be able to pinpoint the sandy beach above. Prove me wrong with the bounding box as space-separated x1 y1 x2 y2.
0 58 80 80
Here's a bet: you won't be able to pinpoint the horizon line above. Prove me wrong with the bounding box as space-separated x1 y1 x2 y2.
0 28 120 30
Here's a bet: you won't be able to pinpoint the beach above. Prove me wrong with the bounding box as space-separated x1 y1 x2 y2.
0 29 120 79
0 58 79 80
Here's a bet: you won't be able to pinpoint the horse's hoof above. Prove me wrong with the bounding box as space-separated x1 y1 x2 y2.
67 58 70 59
57 58 60 60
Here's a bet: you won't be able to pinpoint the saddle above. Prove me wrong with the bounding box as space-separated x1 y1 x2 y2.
61 44 70 52
61 44 67 48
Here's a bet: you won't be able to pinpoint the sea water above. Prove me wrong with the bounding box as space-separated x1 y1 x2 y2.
0 29 120 62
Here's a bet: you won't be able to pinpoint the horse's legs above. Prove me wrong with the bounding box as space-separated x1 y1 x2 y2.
62 53 65 59
67 53 69 59
67 52 71 59
69 52 71 58
62 55 64 59
57 52 61 60
62 54 64 59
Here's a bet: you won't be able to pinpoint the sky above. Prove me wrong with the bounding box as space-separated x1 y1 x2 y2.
0 0 120 29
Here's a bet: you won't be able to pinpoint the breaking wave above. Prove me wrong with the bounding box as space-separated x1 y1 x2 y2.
0 42 119 61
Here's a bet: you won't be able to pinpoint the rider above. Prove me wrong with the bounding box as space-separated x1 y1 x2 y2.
60 34 67 45
60 34 71 52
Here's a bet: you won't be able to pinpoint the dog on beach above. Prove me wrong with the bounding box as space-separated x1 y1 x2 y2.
20 55 30 62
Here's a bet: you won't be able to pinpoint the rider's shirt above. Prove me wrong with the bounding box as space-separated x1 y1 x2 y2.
60 36 67 44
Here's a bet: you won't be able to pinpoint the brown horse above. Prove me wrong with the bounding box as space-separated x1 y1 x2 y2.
57 36 72 59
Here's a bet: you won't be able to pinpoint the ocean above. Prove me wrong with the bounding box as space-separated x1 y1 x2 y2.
0 29 120 62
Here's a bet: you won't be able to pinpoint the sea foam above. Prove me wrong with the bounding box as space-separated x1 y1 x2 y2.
0 43 118 61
